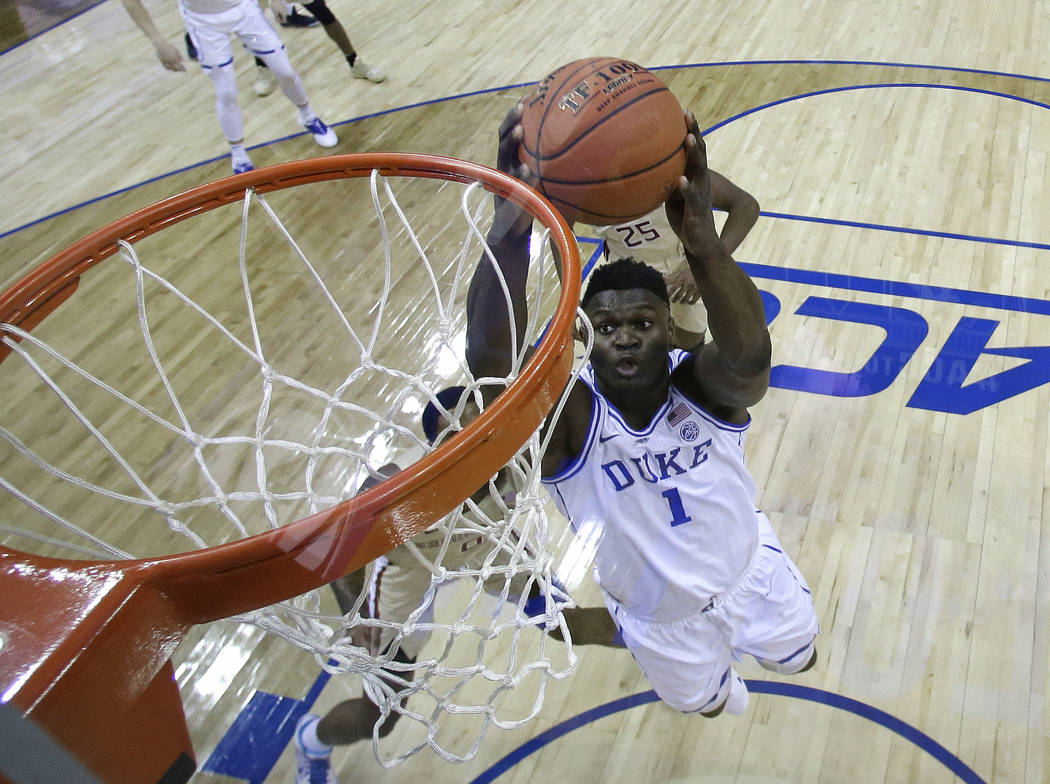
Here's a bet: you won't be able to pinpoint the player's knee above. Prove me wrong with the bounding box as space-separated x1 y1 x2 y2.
257 50 295 81
205 70 238 105
758 641 817 675
301 0 335 25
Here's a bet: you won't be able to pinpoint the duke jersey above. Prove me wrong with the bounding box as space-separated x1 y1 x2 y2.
542 350 760 621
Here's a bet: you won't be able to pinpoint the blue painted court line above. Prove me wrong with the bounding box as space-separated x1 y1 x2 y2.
0 0 107 56
200 670 330 783
740 261 1050 315
469 683 987 784
704 81 1050 137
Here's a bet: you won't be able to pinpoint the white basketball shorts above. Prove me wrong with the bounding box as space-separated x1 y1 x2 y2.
180 0 284 69
604 513 819 712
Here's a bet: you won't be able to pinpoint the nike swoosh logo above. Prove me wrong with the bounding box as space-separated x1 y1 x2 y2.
598 433 619 443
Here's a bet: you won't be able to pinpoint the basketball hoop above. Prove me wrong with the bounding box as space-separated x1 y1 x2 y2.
0 154 582 779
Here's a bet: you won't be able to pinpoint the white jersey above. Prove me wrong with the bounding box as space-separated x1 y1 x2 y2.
542 350 760 621
591 208 681 274
590 210 708 334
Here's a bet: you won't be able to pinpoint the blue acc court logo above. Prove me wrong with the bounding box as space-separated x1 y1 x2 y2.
679 421 701 441
747 262 1050 415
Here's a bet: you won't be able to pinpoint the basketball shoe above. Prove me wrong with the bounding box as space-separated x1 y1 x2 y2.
294 713 335 784
230 148 253 174
252 65 276 96
281 6 320 27
350 60 386 83
300 115 338 148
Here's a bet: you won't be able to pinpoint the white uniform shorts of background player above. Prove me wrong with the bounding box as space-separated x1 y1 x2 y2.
591 208 708 339
543 355 819 714
179 0 285 69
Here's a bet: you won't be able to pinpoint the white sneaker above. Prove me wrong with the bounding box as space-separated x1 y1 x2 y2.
252 65 276 96
301 116 338 148
294 714 335 784
351 60 386 83
231 151 254 174
724 670 749 715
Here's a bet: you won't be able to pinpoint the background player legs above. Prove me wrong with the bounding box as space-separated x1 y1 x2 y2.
256 0 386 86
202 62 254 173
302 0 386 82
254 46 338 147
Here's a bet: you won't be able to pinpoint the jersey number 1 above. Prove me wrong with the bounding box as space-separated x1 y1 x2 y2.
661 487 692 527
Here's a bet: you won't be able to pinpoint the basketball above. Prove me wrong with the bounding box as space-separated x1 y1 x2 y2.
518 57 688 226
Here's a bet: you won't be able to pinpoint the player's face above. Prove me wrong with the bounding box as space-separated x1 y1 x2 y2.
585 288 672 393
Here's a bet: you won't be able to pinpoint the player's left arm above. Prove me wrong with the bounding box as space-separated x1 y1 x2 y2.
708 170 760 256
666 114 770 419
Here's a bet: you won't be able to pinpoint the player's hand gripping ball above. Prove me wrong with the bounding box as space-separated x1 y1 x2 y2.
518 57 688 226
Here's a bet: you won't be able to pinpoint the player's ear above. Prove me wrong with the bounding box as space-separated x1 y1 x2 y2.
571 312 589 343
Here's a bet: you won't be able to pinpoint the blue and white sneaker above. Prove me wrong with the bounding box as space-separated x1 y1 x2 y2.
294 713 335 784
232 159 254 175
301 116 338 148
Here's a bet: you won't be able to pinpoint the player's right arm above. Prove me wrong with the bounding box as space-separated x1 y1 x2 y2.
666 114 770 420
465 104 591 477
121 0 186 71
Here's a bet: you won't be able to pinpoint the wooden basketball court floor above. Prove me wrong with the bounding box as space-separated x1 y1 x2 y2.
3 1 1050 782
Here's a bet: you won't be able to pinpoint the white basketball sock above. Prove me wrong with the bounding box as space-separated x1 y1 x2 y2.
297 714 332 755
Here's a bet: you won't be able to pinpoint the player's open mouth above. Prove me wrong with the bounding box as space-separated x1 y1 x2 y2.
615 357 638 376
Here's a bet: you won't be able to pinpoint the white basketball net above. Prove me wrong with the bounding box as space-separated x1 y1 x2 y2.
0 166 590 765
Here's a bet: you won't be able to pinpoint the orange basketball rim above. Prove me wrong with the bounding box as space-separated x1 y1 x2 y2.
0 153 580 784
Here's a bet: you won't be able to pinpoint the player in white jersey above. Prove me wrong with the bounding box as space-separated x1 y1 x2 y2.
590 171 759 350
121 0 338 173
465 105 818 717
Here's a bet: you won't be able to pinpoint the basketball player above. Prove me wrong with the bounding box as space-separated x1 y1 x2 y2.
294 387 558 783
589 173 759 350
121 0 339 174
464 104 819 718
251 0 386 98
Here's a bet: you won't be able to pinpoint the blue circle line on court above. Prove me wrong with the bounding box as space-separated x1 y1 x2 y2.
702 81 1050 139
5 67 1050 242
468 682 988 784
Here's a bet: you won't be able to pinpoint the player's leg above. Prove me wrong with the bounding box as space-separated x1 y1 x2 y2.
608 599 741 716
294 648 416 782
189 22 254 173
299 0 386 82
254 46 337 146
232 4 338 147
295 558 430 778
727 514 820 675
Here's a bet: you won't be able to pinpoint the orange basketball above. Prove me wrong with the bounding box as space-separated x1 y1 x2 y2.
518 57 687 226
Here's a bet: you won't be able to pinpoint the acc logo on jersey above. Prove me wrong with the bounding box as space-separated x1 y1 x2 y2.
679 421 700 441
